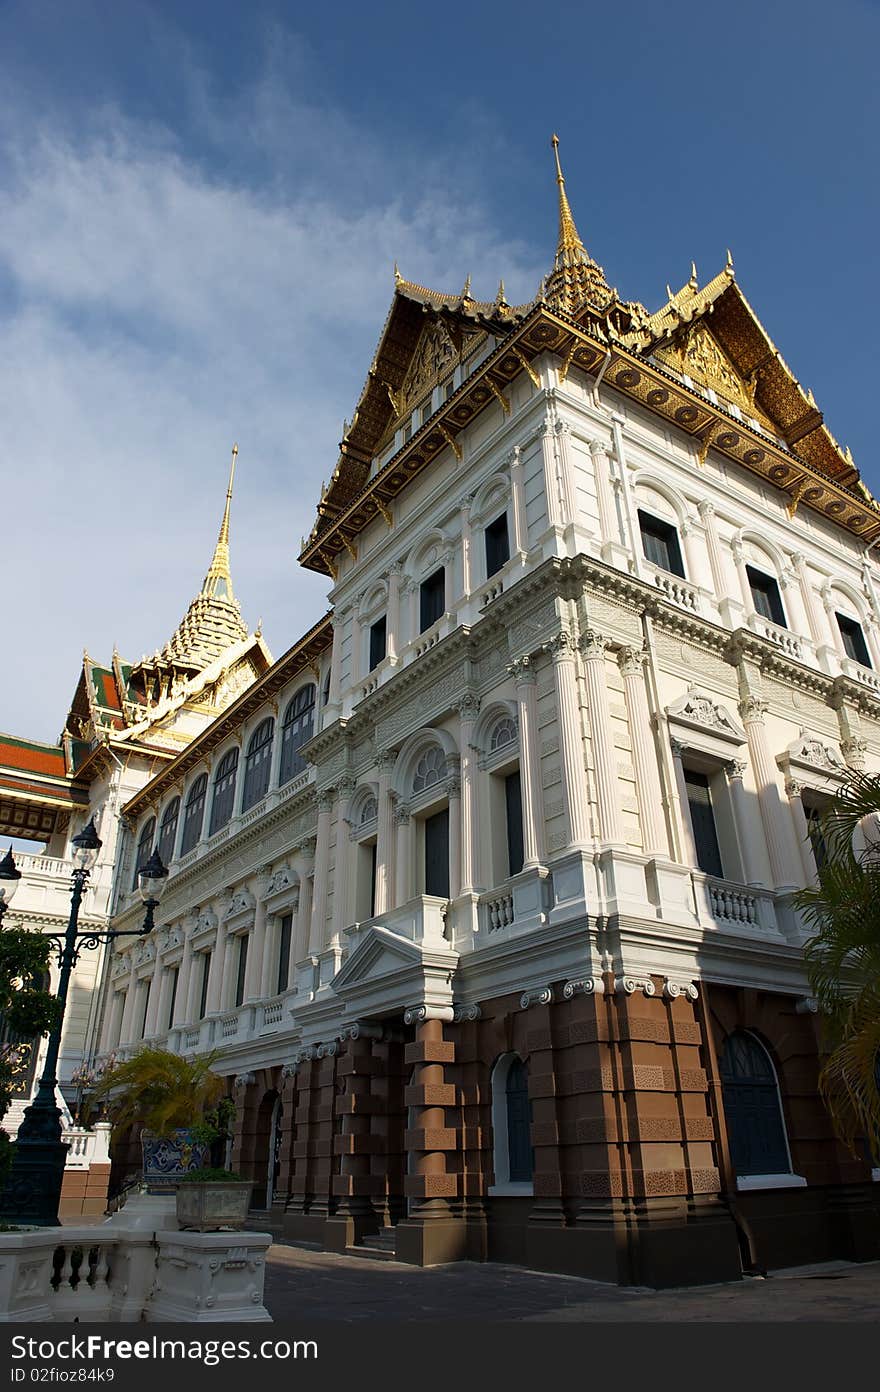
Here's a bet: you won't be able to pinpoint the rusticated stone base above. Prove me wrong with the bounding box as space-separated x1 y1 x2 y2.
394 1213 470 1266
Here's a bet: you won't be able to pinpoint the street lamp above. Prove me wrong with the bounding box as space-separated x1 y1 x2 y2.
0 821 168 1226
138 847 170 933
0 847 22 926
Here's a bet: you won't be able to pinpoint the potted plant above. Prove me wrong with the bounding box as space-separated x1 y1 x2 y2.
90 1046 251 1228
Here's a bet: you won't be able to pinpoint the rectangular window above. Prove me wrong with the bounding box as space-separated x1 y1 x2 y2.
234 935 249 1008
638 510 685 578
505 770 524 877
166 967 179 1032
684 769 724 878
277 914 292 996
369 615 387 671
424 808 450 898
138 982 150 1040
836 613 872 668
420 567 445 632
746 565 787 627
485 513 511 578
802 797 829 873
198 951 211 1020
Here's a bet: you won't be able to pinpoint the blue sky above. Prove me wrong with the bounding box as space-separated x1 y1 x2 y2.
1 0 877 743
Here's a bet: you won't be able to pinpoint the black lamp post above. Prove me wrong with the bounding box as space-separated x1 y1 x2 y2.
0 847 22 926
0 821 169 1226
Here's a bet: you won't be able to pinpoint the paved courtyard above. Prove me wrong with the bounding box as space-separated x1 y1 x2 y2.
263 1241 880 1322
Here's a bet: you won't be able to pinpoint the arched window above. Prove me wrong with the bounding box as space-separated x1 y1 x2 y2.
720 1032 792 1179
209 749 239 835
280 685 316 784
241 718 274 812
490 1052 534 1192
131 817 156 890
490 717 517 753
180 775 208 856
412 746 446 795
360 795 378 826
156 797 180 866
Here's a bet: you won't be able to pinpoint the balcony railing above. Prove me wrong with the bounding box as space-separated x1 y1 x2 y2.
694 872 780 936
650 569 700 613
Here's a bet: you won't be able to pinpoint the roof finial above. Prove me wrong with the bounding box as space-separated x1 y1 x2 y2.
725 248 735 275
393 261 402 285
203 443 238 601
551 133 587 265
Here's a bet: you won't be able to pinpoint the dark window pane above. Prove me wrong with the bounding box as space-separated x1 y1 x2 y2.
836 613 872 668
157 798 179 866
803 799 829 872
180 775 207 855
209 748 239 834
198 952 211 1019
638 510 685 579
485 513 510 578
369 615 387 671
369 842 378 918
166 967 179 1031
234 935 249 1008
277 914 292 996
746 565 786 627
132 817 156 890
242 718 274 811
424 808 450 897
420 567 445 632
280 685 316 783
720 1032 790 1176
505 770 524 877
684 769 724 878
506 1058 534 1183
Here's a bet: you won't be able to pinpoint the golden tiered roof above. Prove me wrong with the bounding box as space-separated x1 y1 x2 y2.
298 136 880 576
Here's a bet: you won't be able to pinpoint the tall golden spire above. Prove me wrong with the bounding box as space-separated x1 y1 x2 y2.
543 134 614 317
552 133 587 269
202 443 238 601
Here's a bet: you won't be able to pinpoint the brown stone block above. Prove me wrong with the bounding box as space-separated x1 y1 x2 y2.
577 1170 624 1197
331 1175 382 1197
568 1019 603 1044
569 1068 615 1093
620 1014 670 1044
531 1121 559 1147
684 1117 715 1141
632 1168 688 1198
404 1127 459 1151
526 1028 553 1052
533 1173 562 1197
575 1117 612 1143
333 1094 381 1116
404 1173 458 1199
333 1134 382 1156
626 1064 667 1091
403 1083 456 1107
528 1072 558 1099
404 1039 456 1065
690 1168 721 1194
678 1068 708 1092
671 1020 701 1045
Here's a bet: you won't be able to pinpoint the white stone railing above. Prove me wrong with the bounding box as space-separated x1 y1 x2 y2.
750 613 803 660
6 852 71 878
219 1012 239 1039
481 578 504 607
62 1121 112 1170
0 1210 273 1322
480 886 515 934
260 997 284 1028
651 569 700 612
183 1027 202 1050
840 655 880 693
695 873 779 936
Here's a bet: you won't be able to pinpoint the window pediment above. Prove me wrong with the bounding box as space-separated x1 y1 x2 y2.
778 730 847 790
667 688 745 750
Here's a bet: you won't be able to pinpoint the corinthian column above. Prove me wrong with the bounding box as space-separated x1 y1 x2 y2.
244 868 272 1000
739 696 801 892
332 778 357 944
510 657 544 869
551 631 592 848
509 446 527 559
394 802 413 904
540 418 562 530
784 776 818 886
374 750 397 914
455 694 480 894
580 630 623 845
459 494 474 599
589 438 618 562
308 789 335 953
724 759 767 887
386 563 401 662
617 646 667 856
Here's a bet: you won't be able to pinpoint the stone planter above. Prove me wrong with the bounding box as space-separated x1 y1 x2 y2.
175 1181 253 1232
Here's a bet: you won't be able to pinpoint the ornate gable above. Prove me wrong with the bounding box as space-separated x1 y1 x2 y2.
655 322 774 432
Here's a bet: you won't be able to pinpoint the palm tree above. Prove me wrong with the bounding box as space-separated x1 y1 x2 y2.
89 1045 226 1140
795 771 880 1158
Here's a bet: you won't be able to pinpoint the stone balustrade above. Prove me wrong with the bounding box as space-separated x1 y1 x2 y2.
694 872 780 936
0 1211 272 1322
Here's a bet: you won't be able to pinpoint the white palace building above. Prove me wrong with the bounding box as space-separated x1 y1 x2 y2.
89 138 880 1284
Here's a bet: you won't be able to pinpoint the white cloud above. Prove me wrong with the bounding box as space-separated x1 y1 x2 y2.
0 48 544 742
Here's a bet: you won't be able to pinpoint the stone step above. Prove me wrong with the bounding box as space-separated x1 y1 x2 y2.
344 1243 398 1262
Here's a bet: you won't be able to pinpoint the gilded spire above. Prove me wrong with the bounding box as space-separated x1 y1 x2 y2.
543 134 615 318
153 444 249 673
202 443 238 601
552 133 587 269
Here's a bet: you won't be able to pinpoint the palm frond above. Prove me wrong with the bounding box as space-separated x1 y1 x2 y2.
90 1046 225 1139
